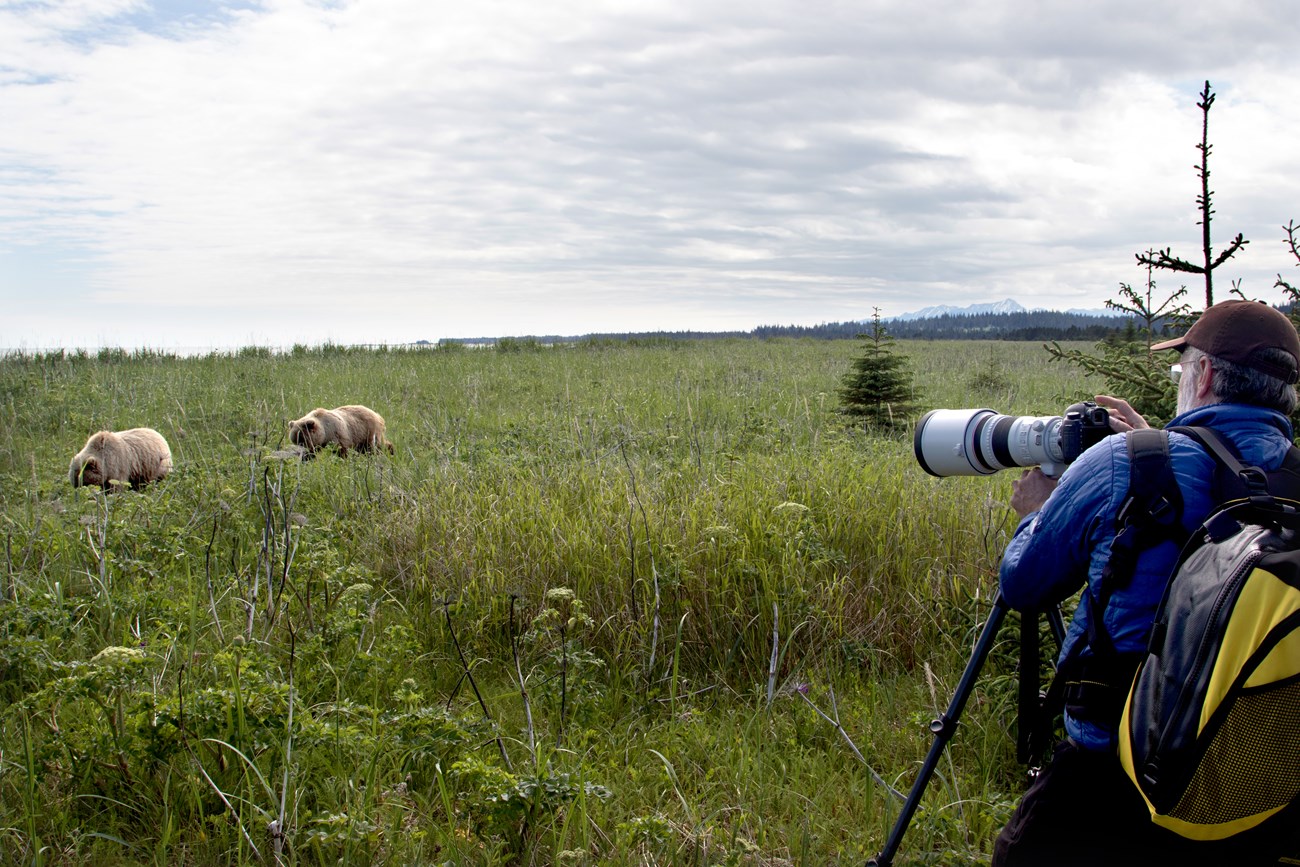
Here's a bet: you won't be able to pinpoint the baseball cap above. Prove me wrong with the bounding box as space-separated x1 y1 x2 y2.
1150 299 1300 385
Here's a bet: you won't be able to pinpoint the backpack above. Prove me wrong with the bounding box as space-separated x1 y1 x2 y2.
1113 425 1300 840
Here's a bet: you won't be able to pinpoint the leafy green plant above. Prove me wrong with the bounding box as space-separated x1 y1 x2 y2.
521 587 605 740
451 754 611 858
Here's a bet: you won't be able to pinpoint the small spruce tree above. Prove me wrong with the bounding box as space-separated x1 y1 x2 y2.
838 308 919 429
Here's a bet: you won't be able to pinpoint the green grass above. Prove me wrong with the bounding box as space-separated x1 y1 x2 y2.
0 338 1103 866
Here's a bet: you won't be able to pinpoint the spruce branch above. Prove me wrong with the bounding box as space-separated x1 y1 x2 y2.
1106 251 1191 350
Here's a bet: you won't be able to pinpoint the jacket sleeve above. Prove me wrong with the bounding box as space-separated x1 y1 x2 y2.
998 440 1119 611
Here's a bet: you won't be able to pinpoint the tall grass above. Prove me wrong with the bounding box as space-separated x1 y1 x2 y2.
0 338 1102 865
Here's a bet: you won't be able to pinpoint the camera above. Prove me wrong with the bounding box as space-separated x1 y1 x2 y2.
913 401 1112 478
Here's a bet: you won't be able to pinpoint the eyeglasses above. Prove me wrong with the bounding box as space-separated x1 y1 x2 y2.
1170 362 1184 383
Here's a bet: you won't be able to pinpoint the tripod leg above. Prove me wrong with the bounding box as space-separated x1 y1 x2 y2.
1020 604 1069 769
1016 606 1041 764
868 594 1011 867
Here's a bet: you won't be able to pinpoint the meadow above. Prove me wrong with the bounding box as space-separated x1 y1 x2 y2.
0 338 1105 866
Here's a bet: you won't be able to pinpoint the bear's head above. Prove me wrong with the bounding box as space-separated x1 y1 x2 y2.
289 413 327 451
72 456 103 487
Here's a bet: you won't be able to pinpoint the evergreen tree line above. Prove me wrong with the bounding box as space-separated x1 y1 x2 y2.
755 310 1141 341
436 310 1142 346
847 309 1138 341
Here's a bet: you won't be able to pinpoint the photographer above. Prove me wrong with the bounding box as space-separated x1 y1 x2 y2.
991 300 1300 866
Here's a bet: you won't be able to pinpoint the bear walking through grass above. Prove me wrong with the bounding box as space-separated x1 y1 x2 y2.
69 428 173 490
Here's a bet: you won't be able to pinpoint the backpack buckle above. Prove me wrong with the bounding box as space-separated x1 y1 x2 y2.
1204 510 1243 543
1239 467 1273 504
1148 496 1179 525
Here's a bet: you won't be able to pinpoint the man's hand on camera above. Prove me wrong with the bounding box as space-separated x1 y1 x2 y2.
1093 394 1150 433
1011 467 1057 519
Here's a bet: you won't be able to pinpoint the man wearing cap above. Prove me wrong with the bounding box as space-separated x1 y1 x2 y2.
991 300 1300 866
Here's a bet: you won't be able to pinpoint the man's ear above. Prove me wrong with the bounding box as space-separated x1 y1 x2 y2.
1194 356 1215 401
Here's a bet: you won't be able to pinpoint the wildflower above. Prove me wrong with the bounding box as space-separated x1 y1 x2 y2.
90 646 146 668
339 582 374 601
702 524 737 544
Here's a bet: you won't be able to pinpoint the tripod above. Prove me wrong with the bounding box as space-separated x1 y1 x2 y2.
868 593 1065 867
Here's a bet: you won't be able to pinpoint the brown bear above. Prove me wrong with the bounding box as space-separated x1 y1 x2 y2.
69 428 174 490
288 405 394 459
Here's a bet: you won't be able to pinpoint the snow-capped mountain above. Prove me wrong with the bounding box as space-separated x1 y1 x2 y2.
883 298 1123 321
1063 307 1124 317
886 298 1026 321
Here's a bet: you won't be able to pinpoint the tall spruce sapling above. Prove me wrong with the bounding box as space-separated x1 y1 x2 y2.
838 308 919 429
1046 80 1253 425
1136 82 1248 309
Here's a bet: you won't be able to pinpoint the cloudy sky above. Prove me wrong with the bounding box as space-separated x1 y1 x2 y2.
2 0 1299 350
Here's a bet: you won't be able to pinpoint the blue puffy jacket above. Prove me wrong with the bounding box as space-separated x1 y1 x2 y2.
998 402 1295 750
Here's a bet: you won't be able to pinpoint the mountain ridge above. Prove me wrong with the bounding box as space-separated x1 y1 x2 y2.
884 298 1121 322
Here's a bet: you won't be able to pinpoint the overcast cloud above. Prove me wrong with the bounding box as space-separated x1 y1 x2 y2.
2 0 1299 350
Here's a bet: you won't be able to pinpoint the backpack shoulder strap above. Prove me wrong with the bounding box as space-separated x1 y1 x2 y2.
1121 428 1184 528
1169 425 1259 502
1171 425 1300 506
1089 429 1185 655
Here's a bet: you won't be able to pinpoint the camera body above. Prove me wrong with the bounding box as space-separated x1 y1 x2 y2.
914 401 1112 478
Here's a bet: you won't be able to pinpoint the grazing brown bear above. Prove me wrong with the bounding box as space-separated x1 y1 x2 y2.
288 405 393 459
69 428 173 490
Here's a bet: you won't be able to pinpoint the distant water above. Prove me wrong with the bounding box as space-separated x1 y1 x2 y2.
1 342 444 358
1 345 281 358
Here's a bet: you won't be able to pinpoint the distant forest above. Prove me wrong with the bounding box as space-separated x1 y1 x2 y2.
442 310 1141 345
756 309 1136 341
